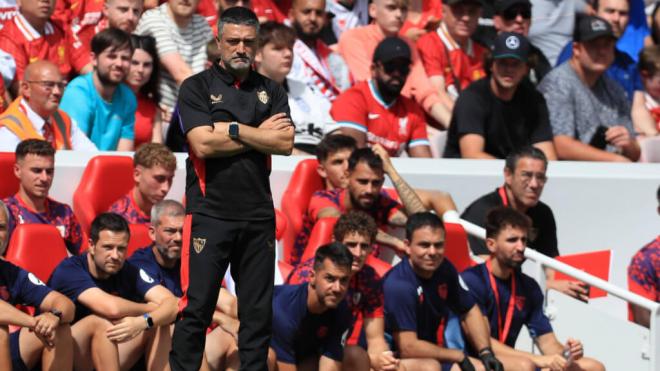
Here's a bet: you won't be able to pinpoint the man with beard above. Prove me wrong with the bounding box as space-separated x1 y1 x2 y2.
288 0 350 104
330 36 432 158
292 146 426 266
171 7 293 371
60 28 136 151
269 242 353 370
460 207 604 371
443 32 556 160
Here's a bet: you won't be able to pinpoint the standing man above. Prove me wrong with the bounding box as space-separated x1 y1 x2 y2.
171 7 294 371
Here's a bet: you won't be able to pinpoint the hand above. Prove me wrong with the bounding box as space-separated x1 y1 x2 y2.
214 312 239 340
478 348 504 371
106 316 147 343
547 279 589 302
371 143 394 174
424 17 441 32
32 312 59 347
457 355 475 371
404 27 426 41
565 338 584 360
159 104 173 124
372 350 399 371
260 113 292 130
537 354 567 371
605 126 633 149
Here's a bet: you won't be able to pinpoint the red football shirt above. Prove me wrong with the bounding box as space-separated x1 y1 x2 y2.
67 17 107 72
0 14 71 81
330 80 430 157
51 0 103 31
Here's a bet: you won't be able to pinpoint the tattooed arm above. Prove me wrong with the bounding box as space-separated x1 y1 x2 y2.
371 144 426 216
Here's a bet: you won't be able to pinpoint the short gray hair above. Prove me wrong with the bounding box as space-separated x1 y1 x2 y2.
150 200 185 227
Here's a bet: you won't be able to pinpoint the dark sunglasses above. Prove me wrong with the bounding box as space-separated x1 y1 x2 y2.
502 6 531 20
380 60 411 75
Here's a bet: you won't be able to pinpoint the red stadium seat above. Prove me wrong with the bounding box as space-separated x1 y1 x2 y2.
366 255 392 277
5 224 68 282
300 217 338 263
127 223 152 258
275 208 287 241
280 159 324 264
444 222 476 273
0 152 19 199
73 155 134 234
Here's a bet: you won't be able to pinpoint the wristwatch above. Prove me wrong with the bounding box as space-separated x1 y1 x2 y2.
49 309 62 320
143 313 154 329
228 121 239 139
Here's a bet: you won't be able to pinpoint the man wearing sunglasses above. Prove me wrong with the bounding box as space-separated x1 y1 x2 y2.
330 36 432 158
0 61 97 151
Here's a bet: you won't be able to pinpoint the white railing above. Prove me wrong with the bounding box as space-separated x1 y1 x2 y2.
457 218 660 370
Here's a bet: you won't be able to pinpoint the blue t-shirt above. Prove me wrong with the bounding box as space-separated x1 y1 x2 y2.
271 284 352 364
0 259 52 308
460 263 553 348
48 253 158 323
555 43 642 101
129 245 182 297
60 72 136 150
383 257 475 346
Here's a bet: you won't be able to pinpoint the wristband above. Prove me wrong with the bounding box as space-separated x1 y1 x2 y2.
442 210 460 223
478 347 494 356
143 313 154 329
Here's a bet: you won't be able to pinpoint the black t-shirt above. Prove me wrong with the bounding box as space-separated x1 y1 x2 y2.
178 63 290 220
460 187 559 258
444 78 552 159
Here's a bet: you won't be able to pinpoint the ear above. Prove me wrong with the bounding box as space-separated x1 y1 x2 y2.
368 2 377 19
503 166 513 186
148 225 156 242
403 239 411 256
485 237 497 255
133 166 142 183
309 269 316 288
13 163 20 179
91 52 98 69
255 50 263 65
316 163 327 180
20 80 29 98
88 239 95 254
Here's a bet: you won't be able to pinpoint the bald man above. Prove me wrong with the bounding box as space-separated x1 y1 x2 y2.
0 61 97 151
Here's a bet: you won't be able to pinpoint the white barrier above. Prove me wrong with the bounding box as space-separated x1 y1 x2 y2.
459 219 660 370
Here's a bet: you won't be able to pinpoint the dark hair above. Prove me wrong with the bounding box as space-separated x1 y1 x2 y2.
90 212 130 244
217 7 259 39
316 134 357 162
15 139 55 160
348 147 383 173
130 34 161 104
91 27 133 56
485 206 532 238
657 184 660 202
504 146 548 172
405 212 443 240
639 45 660 76
333 211 378 244
258 21 296 49
652 2 660 45
313 241 353 272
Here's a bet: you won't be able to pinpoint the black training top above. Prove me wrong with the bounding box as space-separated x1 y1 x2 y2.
178 62 290 221
460 187 559 258
444 78 552 159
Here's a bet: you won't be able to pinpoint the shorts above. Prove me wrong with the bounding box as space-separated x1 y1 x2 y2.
10 330 27 371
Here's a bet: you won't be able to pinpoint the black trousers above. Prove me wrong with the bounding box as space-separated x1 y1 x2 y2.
170 213 275 371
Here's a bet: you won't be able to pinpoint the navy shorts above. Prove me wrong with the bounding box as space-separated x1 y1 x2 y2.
10 330 28 371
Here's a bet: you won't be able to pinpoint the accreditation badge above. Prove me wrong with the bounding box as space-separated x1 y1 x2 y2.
257 90 269 104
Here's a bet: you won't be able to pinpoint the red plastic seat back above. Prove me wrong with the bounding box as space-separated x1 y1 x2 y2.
300 217 338 263
366 255 392 277
281 159 324 263
444 222 475 272
127 223 152 258
275 208 287 241
5 224 69 282
278 260 294 283
74 155 134 234
0 152 18 199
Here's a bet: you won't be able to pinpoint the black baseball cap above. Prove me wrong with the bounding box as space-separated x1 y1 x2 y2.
494 0 531 14
443 0 483 6
491 32 530 62
573 15 616 42
372 37 411 63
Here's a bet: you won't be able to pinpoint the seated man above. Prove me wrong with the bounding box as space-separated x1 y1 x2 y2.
331 36 433 158
0 199 76 371
127 199 240 370
4 139 83 255
292 146 426 265
627 185 660 328
270 242 353 370
537 15 640 162
460 207 605 371
461 147 585 299
48 212 179 371
383 212 503 371
444 33 556 160
288 211 406 371
60 28 137 151
109 143 176 225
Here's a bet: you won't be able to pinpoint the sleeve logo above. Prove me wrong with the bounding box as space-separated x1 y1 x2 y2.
139 269 155 284
28 273 45 286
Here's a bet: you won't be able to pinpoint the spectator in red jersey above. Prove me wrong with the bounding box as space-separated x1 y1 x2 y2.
51 0 103 31
126 34 163 147
68 0 143 74
399 0 441 42
417 0 487 104
0 0 71 96
109 143 176 225
3 139 83 255
331 36 432 158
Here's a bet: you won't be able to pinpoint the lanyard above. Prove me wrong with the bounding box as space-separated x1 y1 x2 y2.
498 186 509 207
486 259 516 343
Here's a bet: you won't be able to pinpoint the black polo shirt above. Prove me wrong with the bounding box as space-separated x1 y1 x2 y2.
178 62 290 221
460 187 559 258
